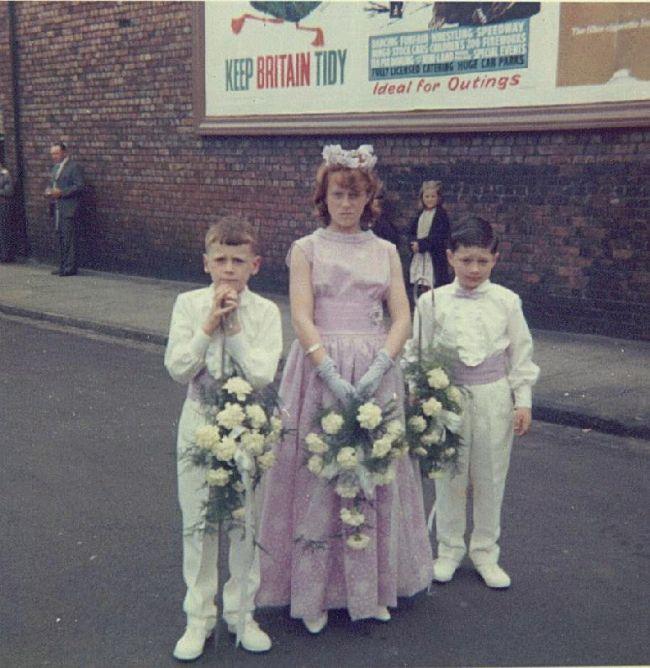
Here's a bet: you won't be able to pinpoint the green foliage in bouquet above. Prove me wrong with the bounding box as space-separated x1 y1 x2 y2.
403 343 465 479
185 365 283 531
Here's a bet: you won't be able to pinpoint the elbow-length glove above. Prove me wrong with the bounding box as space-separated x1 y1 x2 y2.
355 350 393 400
317 356 358 404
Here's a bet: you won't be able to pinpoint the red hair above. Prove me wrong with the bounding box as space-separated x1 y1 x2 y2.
313 164 382 227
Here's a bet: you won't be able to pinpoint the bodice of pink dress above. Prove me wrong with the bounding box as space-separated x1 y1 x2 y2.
256 227 433 621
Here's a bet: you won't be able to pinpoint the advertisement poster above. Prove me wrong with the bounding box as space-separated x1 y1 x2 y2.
202 1 650 122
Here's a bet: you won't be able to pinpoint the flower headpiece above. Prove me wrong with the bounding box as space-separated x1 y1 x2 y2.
422 180 442 190
322 144 377 171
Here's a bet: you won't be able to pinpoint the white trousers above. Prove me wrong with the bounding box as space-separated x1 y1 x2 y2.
177 399 260 627
434 377 514 567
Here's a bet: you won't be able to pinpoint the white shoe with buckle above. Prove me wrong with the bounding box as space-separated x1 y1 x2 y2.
476 563 511 589
173 623 214 662
433 558 459 583
303 612 328 634
226 616 272 652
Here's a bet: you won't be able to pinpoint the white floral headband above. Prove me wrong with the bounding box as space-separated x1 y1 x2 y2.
321 144 377 171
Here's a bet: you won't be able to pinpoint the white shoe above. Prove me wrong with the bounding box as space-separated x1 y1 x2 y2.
226 616 272 652
433 558 459 583
372 606 391 622
173 624 214 661
303 612 328 634
476 563 511 589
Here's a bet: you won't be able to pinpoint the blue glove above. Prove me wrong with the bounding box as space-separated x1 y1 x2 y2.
317 356 358 404
355 350 393 400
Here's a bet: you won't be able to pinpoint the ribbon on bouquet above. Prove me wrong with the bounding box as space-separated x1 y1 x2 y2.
412 277 435 365
413 278 439 534
216 320 257 646
233 447 256 647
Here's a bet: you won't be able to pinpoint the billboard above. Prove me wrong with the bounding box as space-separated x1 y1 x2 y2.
193 1 650 133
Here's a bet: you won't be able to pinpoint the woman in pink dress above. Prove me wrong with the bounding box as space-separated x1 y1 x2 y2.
257 145 433 632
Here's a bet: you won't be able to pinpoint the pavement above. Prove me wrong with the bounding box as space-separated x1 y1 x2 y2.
1 260 648 439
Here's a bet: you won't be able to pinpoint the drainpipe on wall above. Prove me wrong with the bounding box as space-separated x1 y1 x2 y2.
7 0 29 257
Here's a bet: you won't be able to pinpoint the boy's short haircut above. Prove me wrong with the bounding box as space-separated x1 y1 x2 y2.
449 216 499 253
204 217 260 255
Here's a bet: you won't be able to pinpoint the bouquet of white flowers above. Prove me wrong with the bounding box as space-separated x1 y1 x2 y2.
402 344 464 479
303 398 408 550
188 371 282 529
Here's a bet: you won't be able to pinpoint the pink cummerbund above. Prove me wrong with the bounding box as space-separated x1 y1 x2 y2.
314 300 386 335
187 368 220 402
452 352 507 386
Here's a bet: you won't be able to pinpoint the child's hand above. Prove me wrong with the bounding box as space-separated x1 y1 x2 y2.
513 407 532 436
203 286 238 336
410 241 419 253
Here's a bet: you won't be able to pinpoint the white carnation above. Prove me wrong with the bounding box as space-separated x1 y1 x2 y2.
206 468 231 486
336 447 358 470
414 446 428 456
346 533 371 550
195 425 221 450
340 507 365 527
421 430 442 445
223 376 253 401
257 451 276 470
214 435 237 461
374 467 396 486
357 402 382 430
427 368 450 390
307 455 324 475
241 430 266 456
394 444 409 459
216 402 246 430
372 436 392 459
231 507 246 521
335 481 360 498
427 469 445 480
446 386 463 404
408 416 427 433
245 404 267 429
422 397 443 417
386 419 403 438
321 412 344 435
305 433 329 454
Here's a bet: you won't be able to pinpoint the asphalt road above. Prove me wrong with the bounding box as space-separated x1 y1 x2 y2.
1 315 648 668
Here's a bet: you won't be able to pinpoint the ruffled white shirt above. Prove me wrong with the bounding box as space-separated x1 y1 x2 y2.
406 278 539 407
164 285 283 390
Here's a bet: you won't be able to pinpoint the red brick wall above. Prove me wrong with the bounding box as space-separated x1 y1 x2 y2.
1 1 648 338
0 3 15 170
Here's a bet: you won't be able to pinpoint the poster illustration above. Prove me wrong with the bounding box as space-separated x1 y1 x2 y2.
557 3 650 87
201 1 650 123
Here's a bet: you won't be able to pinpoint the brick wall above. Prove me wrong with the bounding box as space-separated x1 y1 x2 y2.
1 1 648 338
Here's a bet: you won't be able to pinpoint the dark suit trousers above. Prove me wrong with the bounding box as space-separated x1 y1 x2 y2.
58 215 77 273
0 205 11 261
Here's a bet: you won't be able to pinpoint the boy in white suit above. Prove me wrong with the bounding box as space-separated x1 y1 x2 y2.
165 218 282 660
409 216 539 589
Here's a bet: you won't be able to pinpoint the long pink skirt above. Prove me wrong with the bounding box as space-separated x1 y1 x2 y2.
256 334 433 621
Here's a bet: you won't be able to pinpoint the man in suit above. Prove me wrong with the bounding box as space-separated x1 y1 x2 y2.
46 142 84 276
0 162 14 263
